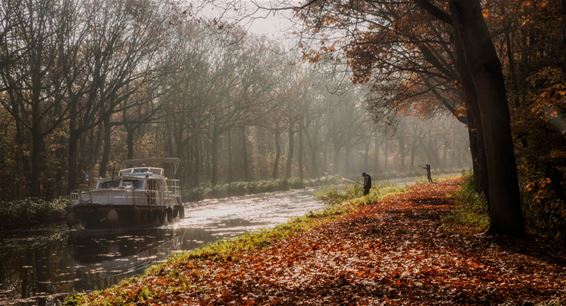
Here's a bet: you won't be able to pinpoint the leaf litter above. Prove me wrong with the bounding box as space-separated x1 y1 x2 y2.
82 179 565 305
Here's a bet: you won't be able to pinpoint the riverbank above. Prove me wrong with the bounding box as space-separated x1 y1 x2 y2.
181 176 340 201
65 178 565 305
0 197 69 230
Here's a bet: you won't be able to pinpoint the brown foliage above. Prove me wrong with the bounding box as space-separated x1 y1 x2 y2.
85 180 565 304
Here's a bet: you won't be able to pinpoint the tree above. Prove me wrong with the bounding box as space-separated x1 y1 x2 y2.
292 0 524 235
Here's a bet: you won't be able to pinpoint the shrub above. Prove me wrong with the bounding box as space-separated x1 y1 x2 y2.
0 197 69 229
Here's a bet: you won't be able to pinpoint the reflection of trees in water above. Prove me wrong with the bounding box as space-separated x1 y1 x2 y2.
0 230 74 303
0 227 220 303
69 227 220 292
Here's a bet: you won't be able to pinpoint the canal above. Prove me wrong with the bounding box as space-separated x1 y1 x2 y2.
0 188 326 305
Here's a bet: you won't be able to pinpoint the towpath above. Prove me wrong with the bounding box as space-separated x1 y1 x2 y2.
80 180 566 304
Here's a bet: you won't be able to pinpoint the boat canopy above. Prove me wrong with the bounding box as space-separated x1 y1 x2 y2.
121 158 180 178
119 167 163 177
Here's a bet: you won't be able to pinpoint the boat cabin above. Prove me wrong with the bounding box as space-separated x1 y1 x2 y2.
68 158 184 229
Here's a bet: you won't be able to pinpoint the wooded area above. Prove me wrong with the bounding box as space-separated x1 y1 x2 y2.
0 0 469 200
295 0 566 237
0 0 565 238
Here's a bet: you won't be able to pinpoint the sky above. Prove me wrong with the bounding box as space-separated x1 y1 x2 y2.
191 0 300 43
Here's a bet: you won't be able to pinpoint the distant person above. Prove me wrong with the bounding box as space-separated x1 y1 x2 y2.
362 172 372 195
81 169 90 183
422 164 433 183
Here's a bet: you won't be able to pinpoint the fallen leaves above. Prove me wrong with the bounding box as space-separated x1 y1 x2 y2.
79 179 566 305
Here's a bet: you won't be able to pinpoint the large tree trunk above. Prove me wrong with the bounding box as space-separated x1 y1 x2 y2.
285 121 295 179
450 0 525 235
210 129 220 186
9 95 28 196
364 142 370 171
126 127 135 159
383 135 388 172
227 128 232 183
333 145 341 174
305 129 319 177
30 123 43 197
453 24 490 197
398 135 406 172
298 120 304 181
240 127 250 181
272 126 281 179
374 137 380 174
30 54 43 197
68 131 80 192
99 116 112 178
194 135 201 186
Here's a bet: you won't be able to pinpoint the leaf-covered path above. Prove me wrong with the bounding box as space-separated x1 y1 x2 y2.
87 180 565 304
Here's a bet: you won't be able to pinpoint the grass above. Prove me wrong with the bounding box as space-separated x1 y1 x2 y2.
64 181 406 305
442 175 489 231
0 197 69 230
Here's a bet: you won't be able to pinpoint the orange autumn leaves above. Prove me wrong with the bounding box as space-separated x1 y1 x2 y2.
82 180 565 305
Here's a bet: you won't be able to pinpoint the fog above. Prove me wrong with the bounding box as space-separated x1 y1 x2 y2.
0 0 470 199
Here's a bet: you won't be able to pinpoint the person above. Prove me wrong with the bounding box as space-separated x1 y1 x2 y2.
422 163 433 183
362 172 372 195
81 169 90 183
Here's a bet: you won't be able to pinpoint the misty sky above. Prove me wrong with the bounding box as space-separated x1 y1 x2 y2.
193 0 299 41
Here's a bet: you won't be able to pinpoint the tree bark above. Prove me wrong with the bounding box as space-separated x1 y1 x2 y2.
333 145 341 174
99 116 112 178
126 128 135 159
305 129 319 177
383 135 388 172
30 122 43 197
227 128 233 183
452 21 490 198
298 120 304 181
272 126 281 179
374 137 380 174
210 129 220 186
449 0 525 235
285 121 295 179
241 127 250 181
68 130 80 192
398 134 406 171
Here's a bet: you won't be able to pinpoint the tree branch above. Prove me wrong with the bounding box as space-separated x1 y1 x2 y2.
415 0 452 24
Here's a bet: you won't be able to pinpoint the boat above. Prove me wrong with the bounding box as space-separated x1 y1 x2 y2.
67 158 185 229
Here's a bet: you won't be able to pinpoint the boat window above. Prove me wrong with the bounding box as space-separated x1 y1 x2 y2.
119 169 132 176
122 179 143 189
133 168 149 174
98 180 120 189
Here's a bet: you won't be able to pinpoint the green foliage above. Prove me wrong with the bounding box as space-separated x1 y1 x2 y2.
442 176 489 230
62 293 87 306
0 197 70 229
316 182 406 206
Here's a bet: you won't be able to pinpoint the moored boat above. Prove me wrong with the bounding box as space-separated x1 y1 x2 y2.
67 158 185 229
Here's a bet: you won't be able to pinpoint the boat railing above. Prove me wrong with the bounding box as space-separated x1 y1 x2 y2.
71 184 179 206
70 188 93 204
166 179 181 198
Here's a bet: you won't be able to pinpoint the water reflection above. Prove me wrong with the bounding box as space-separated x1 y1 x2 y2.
0 188 325 305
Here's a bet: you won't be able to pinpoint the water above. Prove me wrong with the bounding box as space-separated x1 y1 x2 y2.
0 188 325 305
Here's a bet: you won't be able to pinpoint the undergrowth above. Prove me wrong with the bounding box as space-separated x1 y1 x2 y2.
0 197 69 229
442 175 489 231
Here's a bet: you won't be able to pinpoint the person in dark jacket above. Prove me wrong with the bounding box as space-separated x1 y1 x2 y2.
362 172 372 195
422 164 433 183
